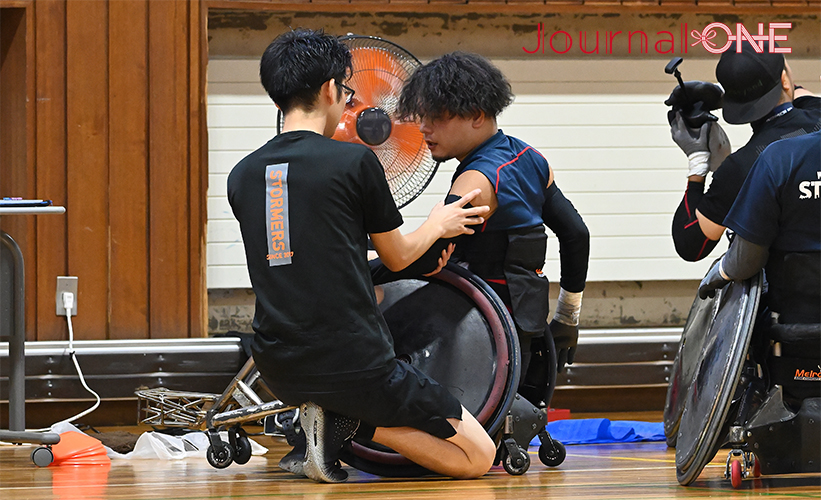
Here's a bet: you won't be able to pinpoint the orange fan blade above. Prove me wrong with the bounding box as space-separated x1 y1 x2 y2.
348 47 409 108
372 120 430 187
387 120 428 167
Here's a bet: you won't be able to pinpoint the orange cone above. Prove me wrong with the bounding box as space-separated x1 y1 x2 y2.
50 431 110 466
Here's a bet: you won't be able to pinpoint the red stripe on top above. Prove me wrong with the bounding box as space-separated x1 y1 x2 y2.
684 184 692 219
485 278 507 285
482 145 545 233
494 146 536 194
696 237 711 260
684 219 699 229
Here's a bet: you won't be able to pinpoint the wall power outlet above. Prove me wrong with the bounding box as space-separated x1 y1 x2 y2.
56 276 78 316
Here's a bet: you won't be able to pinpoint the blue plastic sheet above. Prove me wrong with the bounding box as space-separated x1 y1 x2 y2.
530 418 665 446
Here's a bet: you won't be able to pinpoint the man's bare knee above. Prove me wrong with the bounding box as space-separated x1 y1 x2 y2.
451 448 494 479
447 419 496 479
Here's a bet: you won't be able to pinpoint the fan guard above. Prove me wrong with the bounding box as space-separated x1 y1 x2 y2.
277 35 438 209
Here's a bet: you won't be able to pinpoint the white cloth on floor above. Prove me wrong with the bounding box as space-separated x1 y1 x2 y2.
49 420 267 460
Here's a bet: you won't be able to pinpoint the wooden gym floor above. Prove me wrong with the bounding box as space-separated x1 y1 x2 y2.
2 412 820 500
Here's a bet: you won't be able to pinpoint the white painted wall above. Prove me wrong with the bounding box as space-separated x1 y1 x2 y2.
206 57 759 289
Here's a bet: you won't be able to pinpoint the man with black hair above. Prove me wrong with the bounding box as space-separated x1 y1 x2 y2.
228 30 495 483
670 41 819 262
397 52 590 409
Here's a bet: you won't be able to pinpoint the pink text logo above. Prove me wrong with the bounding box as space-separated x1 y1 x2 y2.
521 22 791 56
691 22 791 54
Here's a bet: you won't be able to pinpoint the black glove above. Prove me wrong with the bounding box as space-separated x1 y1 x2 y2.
698 260 730 299
549 319 578 373
665 81 723 130
664 81 724 111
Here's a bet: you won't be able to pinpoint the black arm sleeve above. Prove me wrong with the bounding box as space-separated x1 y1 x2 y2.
672 181 720 262
542 183 589 293
369 195 465 284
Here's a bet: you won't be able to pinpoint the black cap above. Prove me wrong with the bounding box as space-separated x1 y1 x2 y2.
716 40 785 124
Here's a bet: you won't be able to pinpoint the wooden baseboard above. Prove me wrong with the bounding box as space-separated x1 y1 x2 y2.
2 386 669 429
1 400 140 430
552 386 667 413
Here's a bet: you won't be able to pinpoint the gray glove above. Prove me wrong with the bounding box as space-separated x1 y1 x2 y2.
671 112 711 177
698 260 730 299
708 122 731 172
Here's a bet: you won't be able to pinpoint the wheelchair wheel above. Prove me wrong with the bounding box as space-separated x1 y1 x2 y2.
664 284 719 448
339 263 520 477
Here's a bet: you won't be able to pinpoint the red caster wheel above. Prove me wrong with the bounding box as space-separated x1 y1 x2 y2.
752 456 761 478
730 459 742 489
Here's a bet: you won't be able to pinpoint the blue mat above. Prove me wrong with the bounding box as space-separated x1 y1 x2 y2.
530 418 665 446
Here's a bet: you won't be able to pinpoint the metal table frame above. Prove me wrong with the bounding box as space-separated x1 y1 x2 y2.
0 206 64 445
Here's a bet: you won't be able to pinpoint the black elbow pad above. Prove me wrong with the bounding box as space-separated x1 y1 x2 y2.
671 182 719 262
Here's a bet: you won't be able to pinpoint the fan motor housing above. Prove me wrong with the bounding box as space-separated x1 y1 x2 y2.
356 107 393 146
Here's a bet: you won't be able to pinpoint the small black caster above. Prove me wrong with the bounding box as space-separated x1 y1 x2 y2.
502 445 530 475
233 435 252 465
207 441 234 469
539 440 566 467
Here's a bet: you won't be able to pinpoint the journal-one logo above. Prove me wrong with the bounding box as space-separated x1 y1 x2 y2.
691 22 791 54
522 22 791 55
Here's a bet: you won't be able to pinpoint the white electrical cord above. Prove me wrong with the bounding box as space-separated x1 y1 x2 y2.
27 292 101 432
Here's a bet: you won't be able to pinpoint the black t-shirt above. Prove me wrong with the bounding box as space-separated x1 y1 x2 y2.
699 96 821 225
227 131 403 390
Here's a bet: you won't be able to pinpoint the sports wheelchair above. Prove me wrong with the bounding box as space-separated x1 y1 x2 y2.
138 264 566 475
665 269 820 488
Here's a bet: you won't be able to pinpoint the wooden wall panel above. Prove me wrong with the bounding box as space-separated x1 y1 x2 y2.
148 0 192 338
65 0 109 339
188 0 208 337
33 0 68 341
2 0 210 341
108 0 149 340
0 7 36 339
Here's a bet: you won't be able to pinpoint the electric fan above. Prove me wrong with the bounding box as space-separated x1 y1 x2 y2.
277 35 438 209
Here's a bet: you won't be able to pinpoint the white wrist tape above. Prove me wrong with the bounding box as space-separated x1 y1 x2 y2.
718 259 731 281
553 288 582 326
687 151 710 177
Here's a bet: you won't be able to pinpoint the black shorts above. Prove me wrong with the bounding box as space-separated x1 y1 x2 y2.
268 359 462 440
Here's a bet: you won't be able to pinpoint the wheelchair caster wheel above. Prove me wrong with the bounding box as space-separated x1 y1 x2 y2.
233 435 252 465
752 456 761 478
31 446 54 467
207 441 234 469
539 440 566 467
503 446 530 475
730 459 742 489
